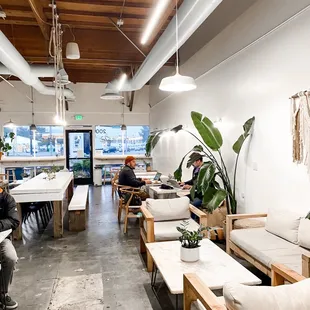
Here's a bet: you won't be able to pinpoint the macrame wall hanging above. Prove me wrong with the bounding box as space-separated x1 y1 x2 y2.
291 91 310 173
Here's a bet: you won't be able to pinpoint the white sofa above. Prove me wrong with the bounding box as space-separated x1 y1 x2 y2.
226 208 310 277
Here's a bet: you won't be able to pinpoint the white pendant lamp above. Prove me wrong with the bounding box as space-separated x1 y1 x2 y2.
66 42 80 60
159 0 196 92
3 119 15 129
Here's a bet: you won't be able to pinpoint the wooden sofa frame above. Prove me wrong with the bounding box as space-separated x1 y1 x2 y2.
140 203 207 272
184 263 307 310
226 213 310 278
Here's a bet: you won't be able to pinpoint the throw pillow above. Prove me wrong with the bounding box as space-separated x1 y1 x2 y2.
224 279 310 310
298 218 310 250
265 208 302 244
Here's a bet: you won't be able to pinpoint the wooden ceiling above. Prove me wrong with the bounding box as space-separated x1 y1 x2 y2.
0 0 180 83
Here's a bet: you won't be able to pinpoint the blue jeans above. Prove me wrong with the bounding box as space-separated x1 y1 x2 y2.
192 198 202 208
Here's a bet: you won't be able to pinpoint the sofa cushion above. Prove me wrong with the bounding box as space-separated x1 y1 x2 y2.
191 297 225 310
144 218 200 241
298 219 310 250
146 197 190 222
223 279 310 310
230 228 310 274
265 208 302 244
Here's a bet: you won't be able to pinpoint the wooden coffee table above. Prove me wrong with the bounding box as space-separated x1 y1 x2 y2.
146 239 261 309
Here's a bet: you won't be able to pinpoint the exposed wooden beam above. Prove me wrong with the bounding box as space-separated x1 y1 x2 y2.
27 0 50 40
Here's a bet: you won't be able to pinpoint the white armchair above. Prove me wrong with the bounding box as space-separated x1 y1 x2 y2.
140 196 207 272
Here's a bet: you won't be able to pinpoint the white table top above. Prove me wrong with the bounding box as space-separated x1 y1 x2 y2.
0 229 12 243
146 239 261 294
11 172 73 203
177 190 191 197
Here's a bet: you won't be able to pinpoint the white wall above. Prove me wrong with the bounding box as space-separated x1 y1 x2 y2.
0 82 150 126
150 0 310 215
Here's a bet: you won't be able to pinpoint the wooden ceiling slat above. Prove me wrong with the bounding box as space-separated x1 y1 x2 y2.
27 0 50 40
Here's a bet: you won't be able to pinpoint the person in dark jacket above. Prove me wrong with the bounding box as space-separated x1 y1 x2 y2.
119 156 152 188
0 188 19 309
118 156 151 202
180 153 204 208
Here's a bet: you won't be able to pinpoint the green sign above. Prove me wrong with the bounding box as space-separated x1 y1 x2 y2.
74 114 83 121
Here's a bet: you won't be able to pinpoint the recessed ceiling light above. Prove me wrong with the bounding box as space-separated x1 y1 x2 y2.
141 0 170 45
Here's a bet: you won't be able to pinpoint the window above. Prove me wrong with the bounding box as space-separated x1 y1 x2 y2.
95 125 149 155
4 126 64 157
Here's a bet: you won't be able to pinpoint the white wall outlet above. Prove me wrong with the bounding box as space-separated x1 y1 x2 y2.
252 162 258 171
241 192 245 199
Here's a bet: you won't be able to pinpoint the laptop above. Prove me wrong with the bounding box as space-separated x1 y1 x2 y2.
167 179 181 188
153 172 162 181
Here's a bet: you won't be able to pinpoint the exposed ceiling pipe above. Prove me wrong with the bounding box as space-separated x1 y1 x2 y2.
0 64 55 77
0 31 75 100
124 0 222 91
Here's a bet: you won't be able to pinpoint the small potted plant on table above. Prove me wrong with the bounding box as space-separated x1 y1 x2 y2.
0 132 15 160
143 160 152 172
177 220 209 262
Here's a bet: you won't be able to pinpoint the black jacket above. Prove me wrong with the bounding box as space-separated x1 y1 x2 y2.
118 165 146 188
185 166 201 186
0 191 20 232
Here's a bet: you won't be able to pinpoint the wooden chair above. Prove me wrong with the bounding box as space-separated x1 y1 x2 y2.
118 186 143 234
0 173 9 192
111 170 119 199
140 200 207 272
183 263 307 310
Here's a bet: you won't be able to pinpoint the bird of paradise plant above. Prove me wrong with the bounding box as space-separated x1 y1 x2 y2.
146 111 255 214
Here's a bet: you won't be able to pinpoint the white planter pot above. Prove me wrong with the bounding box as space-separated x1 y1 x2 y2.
180 246 199 262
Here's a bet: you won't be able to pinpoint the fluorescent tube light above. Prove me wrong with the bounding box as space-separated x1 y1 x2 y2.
141 0 170 45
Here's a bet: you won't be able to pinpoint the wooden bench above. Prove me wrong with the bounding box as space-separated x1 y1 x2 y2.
68 185 89 232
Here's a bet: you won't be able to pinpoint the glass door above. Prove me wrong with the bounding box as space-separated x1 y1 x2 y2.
66 130 93 185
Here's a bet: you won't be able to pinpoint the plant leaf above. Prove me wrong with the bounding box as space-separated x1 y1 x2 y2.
203 189 227 213
145 135 154 157
174 145 203 181
190 181 196 201
191 111 223 151
171 125 183 133
233 117 255 154
197 162 216 195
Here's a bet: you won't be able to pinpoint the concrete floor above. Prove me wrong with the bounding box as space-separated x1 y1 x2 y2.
11 186 268 310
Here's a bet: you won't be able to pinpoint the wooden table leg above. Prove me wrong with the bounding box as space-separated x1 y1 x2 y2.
53 201 63 238
13 203 22 241
67 179 74 203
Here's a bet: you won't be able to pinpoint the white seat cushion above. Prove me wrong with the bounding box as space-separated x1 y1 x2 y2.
298 219 310 250
144 218 200 241
223 279 310 310
146 196 190 221
68 185 89 211
230 228 310 274
265 208 303 244
191 297 226 310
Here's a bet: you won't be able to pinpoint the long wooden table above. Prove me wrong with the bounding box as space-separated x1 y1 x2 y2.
10 172 74 239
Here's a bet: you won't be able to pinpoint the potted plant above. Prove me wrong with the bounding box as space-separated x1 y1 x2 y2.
42 165 58 181
0 132 15 160
177 220 209 262
146 112 255 215
143 160 152 172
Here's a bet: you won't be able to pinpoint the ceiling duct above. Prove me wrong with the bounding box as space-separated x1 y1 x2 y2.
0 31 75 100
122 0 222 91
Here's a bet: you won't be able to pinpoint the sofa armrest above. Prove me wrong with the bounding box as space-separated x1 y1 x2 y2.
184 274 226 310
140 205 154 222
302 254 310 277
189 205 207 217
271 263 306 285
140 205 155 242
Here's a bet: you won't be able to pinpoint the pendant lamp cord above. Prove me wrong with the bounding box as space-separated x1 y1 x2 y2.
31 86 34 123
175 0 179 74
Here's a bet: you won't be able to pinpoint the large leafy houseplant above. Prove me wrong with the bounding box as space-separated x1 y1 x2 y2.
146 112 255 214
0 132 15 159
